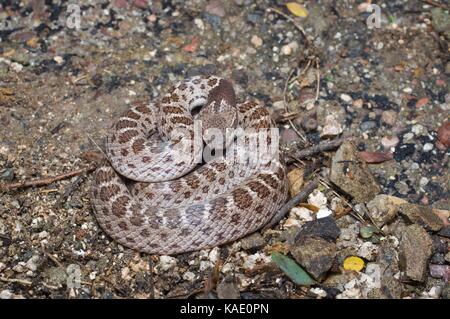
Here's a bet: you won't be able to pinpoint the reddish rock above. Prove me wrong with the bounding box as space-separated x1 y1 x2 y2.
437 121 450 150
415 97 429 108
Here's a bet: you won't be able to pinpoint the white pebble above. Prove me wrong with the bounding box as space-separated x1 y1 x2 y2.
38 231 48 239
317 208 333 219
182 271 196 282
403 132 414 142
157 255 177 272
194 18 204 30
419 177 429 187
250 35 263 47
308 190 327 208
423 143 433 152
53 56 64 65
403 87 412 93
340 93 352 103
0 290 12 299
281 44 292 55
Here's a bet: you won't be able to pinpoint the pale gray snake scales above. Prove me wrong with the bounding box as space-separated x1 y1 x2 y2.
91 76 288 255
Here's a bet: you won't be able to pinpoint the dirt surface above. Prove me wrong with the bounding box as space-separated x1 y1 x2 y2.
0 0 449 299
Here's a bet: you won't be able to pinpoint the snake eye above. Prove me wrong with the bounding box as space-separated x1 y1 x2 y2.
190 104 203 117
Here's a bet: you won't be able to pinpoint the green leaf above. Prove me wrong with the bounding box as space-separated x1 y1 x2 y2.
271 252 316 286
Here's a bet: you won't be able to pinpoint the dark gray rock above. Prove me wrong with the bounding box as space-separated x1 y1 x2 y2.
0 168 14 182
360 121 377 131
290 236 337 281
240 233 265 252
438 226 450 238
292 216 341 243
430 253 446 265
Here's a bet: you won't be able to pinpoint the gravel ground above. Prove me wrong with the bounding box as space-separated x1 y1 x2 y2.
0 0 449 299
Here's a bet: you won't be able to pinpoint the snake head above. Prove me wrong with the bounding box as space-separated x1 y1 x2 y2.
199 79 238 149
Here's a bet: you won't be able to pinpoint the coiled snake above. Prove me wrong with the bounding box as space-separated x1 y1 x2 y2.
91 76 288 254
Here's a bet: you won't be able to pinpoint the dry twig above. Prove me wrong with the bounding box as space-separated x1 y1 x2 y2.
263 177 320 231
286 137 349 163
0 167 95 191
0 277 32 286
421 0 450 10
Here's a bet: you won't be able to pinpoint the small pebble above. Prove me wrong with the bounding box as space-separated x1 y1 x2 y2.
423 143 433 152
251 35 263 47
381 110 398 126
182 271 196 282
353 99 363 108
419 177 429 187
381 135 399 149
0 290 12 299
281 44 292 55
340 93 352 103
445 252 450 263
360 121 377 131
53 56 64 65
403 132 414 142
360 226 374 239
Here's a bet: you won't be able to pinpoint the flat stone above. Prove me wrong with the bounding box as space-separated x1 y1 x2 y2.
240 233 265 252
399 203 444 232
292 216 341 243
399 225 434 282
366 194 407 228
329 141 381 202
217 276 240 299
290 236 337 281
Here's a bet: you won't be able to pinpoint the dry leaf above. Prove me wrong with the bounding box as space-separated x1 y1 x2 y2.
343 256 365 272
298 68 317 88
359 151 393 164
183 37 199 53
286 2 308 17
298 203 319 213
287 168 304 197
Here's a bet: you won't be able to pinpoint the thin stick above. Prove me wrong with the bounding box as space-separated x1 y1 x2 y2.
421 0 450 9
263 178 320 231
0 277 32 286
87 134 108 160
283 68 307 143
290 137 348 161
0 167 95 191
314 59 321 101
44 251 64 268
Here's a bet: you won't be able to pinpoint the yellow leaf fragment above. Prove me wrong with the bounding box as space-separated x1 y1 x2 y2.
343 256 365 272
286 2 309 17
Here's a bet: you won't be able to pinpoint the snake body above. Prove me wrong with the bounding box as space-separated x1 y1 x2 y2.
91 76 288 254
